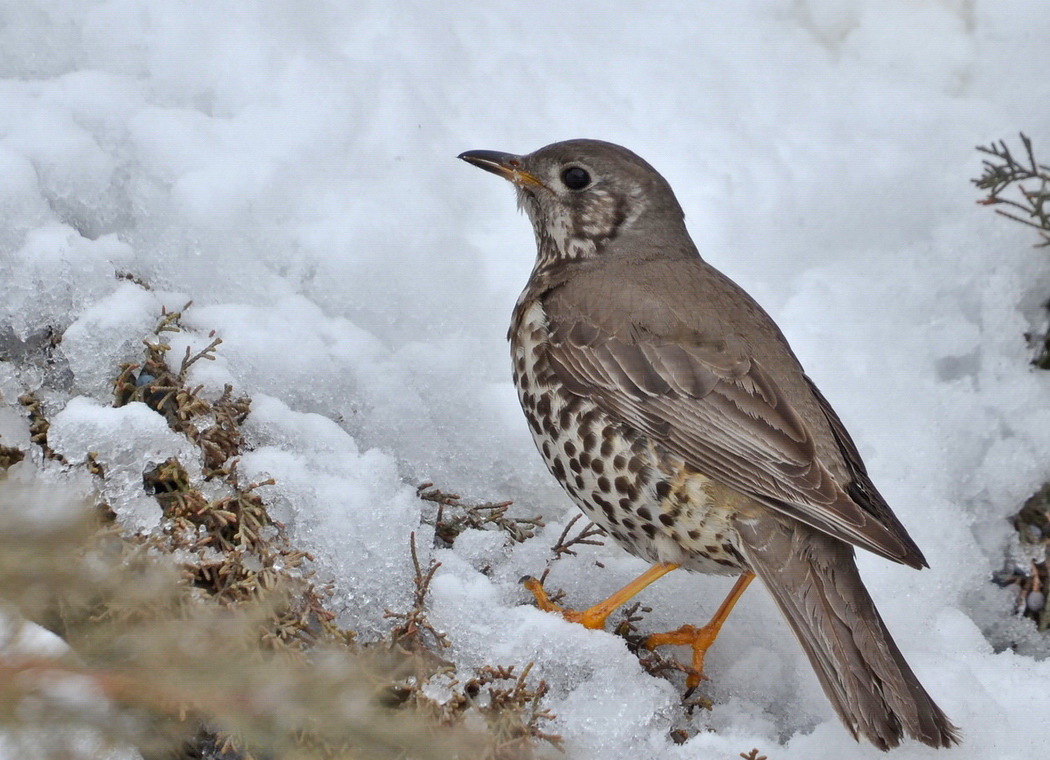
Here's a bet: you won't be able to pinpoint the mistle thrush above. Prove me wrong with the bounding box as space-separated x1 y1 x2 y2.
459 139 959 750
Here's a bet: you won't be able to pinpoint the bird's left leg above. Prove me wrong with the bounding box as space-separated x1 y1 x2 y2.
521 562 679 630
643 571 755 688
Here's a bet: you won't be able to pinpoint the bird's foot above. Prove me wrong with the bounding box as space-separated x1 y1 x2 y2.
643 571 756 690
643 624 716 689
520 575 611 629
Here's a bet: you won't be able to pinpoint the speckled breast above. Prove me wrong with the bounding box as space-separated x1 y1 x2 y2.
510 297 747 575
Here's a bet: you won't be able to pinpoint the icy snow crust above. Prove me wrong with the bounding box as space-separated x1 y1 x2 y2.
2 1 1050 757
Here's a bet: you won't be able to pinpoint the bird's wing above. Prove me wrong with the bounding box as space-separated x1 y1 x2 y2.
544 318 924 567
801 376 926 565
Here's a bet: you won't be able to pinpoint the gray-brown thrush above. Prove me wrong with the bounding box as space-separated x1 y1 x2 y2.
459 139 959 750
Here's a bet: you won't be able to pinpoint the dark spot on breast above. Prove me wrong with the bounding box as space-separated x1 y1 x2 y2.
613 455 627 470
569 458 582 474
658 513 675 527
597 476 611 493
723 543 743 562
551 458 566 480
519 373 530 391
614 476 632 494
618 498 634 512
705 545 720 555
582 431 598 451
655 480 672 501
536 394 551 418
621 517 635 531
579 451 591 468
627 456 643 474
600 438 614 457
687 529 700 540
563 440 577 457
641 523 657 539
590 458 604 475
574 474 585 489
541 441 551 459
525 412 541 435
636 506 651 521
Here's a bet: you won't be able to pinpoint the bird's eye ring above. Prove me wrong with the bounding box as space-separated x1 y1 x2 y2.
561 166 591 190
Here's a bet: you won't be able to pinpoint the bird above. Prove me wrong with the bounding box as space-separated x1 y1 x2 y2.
458 139 960 751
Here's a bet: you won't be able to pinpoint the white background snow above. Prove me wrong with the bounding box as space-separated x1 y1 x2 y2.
2 0 1050 757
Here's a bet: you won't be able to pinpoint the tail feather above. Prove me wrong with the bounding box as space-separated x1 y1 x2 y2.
735 514 960 750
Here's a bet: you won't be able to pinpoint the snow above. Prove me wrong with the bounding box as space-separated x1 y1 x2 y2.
2 0 1050 757
48 398 200 531
239 393 427 636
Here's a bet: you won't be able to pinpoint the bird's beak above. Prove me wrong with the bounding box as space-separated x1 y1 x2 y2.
458 150 544 188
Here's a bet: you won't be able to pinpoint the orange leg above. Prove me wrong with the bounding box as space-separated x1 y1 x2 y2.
522 562 679 630
644 571 755 689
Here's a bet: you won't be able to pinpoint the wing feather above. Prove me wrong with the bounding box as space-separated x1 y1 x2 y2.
545 323 921 566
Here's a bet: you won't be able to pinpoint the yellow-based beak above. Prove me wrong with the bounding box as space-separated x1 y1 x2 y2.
458 150 544 188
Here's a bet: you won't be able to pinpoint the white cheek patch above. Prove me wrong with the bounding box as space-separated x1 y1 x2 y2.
579 190 614 237
622 182 649 229
522 180 648 266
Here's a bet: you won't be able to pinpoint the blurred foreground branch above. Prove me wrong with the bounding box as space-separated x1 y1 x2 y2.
0 477 488 760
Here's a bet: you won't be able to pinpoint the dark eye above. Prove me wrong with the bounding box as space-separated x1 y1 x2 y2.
561 166 591 190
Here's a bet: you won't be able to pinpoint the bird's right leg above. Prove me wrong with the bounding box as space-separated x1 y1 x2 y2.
521 562 679 630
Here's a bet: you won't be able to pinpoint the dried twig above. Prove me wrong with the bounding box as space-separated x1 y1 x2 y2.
385 532 450 655
461 662 564 758
532 514 607 592
417 482 544 546
549 514 605 560
18 392 67 462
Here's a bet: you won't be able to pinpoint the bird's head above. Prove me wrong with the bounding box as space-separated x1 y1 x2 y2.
459 139 690 270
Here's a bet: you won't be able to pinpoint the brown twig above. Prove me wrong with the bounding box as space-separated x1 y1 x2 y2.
417 482 544 546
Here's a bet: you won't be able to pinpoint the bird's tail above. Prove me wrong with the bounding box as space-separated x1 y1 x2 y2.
735 514 960 750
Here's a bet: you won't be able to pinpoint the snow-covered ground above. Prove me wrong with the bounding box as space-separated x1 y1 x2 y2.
3 1 1050 757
